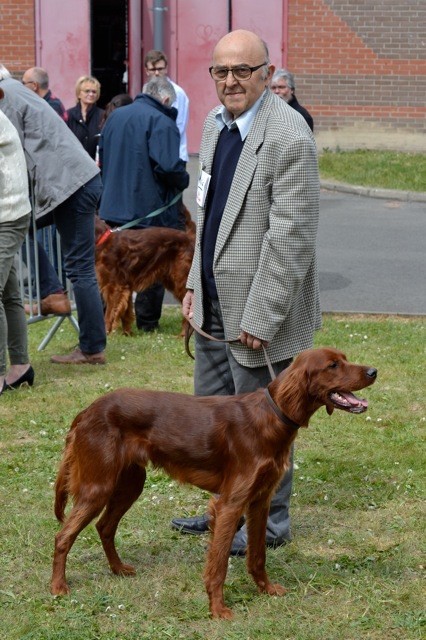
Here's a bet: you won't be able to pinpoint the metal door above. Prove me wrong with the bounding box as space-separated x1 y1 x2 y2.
142 0 287 153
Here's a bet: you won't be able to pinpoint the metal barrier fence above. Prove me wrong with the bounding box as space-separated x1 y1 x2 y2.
18 206 78 351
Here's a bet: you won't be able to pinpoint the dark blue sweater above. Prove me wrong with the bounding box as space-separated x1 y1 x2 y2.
202 126 244 299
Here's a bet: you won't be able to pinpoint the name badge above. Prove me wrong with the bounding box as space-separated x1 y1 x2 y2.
196 163 211 208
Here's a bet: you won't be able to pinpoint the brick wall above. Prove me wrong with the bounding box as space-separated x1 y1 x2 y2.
1 0 425 151
0 0 36 77
287 0 426 150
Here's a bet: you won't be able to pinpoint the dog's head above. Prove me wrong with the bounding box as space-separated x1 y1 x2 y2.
293 347 377 416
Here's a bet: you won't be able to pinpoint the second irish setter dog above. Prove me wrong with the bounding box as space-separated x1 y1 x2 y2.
51 347 377 619
95 207 195 335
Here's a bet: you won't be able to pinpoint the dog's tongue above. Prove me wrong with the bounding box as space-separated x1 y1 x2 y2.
334 391 368 409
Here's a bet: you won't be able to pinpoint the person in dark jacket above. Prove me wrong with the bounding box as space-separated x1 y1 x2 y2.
271 68 314 131
98 76 189 332
66 75 104 159
0 64 107 365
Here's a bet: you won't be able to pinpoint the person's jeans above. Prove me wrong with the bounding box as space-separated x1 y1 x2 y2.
194 297 293 542
0 214 31 375
53 174 106 354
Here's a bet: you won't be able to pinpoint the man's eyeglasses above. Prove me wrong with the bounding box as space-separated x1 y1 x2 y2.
146 65 167 73
22 80 35 85
209 62 267 82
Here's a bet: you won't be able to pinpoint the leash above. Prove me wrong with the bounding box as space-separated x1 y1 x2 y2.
185 317 276 381
185 317 300 429
96 191 183 246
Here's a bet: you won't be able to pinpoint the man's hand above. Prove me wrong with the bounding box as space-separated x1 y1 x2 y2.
238 330 269 350
182 290 194 320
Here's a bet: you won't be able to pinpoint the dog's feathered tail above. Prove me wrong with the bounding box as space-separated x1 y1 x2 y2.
54 413 83 523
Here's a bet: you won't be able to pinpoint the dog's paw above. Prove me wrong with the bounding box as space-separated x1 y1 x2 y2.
210 604 234 620
51 580 71 596
265 582 287 596
112 562 136 576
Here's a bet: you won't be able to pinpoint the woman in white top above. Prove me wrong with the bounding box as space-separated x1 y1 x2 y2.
0 90 34 393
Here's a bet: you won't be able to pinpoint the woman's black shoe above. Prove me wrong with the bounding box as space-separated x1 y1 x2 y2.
5 365 35 390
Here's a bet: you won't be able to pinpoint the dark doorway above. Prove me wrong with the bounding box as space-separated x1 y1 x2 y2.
91 0 128 108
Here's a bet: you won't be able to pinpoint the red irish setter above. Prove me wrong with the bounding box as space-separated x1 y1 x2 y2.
94 207 195 335
51 347 376 619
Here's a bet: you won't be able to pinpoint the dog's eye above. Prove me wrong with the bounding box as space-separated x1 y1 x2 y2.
328 361 339 369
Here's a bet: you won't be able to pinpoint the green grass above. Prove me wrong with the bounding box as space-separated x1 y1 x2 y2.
0 308 424 639
319 150 426 192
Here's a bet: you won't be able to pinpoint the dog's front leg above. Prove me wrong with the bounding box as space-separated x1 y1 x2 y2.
203 499 244 620
246 499 287 597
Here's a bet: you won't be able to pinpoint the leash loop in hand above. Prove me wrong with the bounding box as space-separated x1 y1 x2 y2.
184 317 276 381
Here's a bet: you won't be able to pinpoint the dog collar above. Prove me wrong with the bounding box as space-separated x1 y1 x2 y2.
264 388 300 430
96 227 114 246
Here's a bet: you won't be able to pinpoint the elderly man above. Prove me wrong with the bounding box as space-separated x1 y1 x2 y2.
99 76 189 331
171 30 321 556
22 66 67 121
271 68 314 131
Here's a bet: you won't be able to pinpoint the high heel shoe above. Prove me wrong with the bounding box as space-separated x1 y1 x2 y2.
5 365 35 390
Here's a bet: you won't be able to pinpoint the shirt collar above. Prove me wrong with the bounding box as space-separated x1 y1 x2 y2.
215 90 267 140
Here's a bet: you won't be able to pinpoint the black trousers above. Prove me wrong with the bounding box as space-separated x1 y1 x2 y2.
134 283 165 330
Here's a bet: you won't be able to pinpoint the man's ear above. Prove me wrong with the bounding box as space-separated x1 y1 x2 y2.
265 64 275 86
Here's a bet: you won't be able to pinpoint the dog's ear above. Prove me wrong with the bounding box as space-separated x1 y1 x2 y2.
326 404 334 415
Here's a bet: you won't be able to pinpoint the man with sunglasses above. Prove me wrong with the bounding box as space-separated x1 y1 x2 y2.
171 30 321 556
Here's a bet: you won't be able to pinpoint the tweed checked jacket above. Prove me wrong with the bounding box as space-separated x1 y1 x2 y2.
187 89 321 367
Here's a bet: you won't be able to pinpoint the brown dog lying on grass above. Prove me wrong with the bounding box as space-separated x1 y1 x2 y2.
51 347 377 619
95 207 195 335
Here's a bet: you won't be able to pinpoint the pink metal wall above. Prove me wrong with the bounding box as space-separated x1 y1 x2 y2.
142 0 287 153
35 0 287 152
35 0 91 111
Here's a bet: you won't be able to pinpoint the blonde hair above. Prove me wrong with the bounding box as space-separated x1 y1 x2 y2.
75 75 101 102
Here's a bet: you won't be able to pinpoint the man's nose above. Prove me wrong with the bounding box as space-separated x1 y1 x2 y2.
225 70 237 86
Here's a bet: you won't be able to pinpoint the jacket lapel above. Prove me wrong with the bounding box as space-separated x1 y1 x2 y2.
213 91 272 262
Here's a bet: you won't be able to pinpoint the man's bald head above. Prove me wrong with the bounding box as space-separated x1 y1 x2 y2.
210 30 274 118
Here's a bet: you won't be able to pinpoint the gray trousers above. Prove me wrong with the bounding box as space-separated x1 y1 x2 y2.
194 297 293 542
0 214 31 376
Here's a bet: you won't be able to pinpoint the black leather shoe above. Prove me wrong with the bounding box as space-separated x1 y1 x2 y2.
5 366 35 390
171 514 246 536
171 514 210 535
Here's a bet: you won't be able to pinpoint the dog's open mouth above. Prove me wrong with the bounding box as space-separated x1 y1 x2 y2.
329 391 368 413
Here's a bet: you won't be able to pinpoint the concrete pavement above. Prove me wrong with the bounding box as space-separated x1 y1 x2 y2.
177 156 425 316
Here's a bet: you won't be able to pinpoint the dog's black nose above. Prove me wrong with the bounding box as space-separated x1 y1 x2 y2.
366 368 377 379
